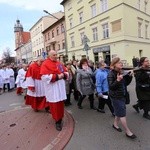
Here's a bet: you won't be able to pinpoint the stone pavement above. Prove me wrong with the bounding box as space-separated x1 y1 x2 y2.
0 107 74 150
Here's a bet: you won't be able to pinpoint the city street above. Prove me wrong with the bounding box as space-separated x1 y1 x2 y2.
0 79 150 150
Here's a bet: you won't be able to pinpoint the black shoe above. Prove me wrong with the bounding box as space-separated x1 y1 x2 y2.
97 108 105 113
34 109 39 112
65 102 72 106
112 125 122 132
132 105 140 113
143 114 150 120
90 106 97 110
65 103 70 106
56 123 62 131
78 105 83 109
45 107 50 113
126 133 137 139
112 113 115 117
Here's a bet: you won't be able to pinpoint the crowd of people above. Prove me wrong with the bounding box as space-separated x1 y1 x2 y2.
0 52 150 139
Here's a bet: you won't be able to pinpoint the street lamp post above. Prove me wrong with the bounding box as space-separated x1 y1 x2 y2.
83 35 90 59
43 10 59 20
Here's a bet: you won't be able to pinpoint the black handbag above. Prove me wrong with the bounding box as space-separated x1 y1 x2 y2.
125 91 130 105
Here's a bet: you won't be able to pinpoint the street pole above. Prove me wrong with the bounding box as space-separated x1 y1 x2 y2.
83 35 90 60
43 10 59 20
25 47 28 64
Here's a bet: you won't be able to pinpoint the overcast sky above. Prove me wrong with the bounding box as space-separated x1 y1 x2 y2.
0 0 63 58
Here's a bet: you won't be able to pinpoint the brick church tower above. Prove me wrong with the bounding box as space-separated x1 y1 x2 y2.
14 19 24 48
14 19 30 49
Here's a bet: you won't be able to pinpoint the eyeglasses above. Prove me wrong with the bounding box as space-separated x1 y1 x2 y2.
144 60 149 62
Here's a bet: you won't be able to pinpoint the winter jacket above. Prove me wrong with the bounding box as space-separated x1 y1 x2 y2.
135 68 150 101
107 69 132 99
76 68 95 95
96 68 109 94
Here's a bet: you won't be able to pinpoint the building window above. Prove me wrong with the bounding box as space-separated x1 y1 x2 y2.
79 12 83 24
68 2 72 11
57 27 59 35
112 19 121 32
62 42 65 49
37 50 39 56
138 22 142 37
71 36 75 47
52 30 54 38
45 35 47 41
61 24 65 33
77 0 82 4
46 46 49 52
58 44 60 50
69 18 73 28
48 32 50 40
145 24 148 38
102 23 109 39
91 4 96 17
38 38 40 44
40 25 42 32
138 0 140 10
52 44 55 50
80 32 85 44
39 38 41 44
101 0 108 12
144 1 148 13
92 27 98 41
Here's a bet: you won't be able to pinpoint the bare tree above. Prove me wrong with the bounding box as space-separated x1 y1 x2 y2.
2 47 14 63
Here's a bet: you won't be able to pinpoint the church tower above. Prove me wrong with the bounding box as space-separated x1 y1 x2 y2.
14 19 24 48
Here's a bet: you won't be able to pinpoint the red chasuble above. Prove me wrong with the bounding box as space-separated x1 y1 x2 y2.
25 62 48 110
40 58 67 121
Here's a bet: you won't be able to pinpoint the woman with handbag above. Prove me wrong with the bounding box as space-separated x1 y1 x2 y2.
76 58 96 110
107 57 136 139
134 57 150 120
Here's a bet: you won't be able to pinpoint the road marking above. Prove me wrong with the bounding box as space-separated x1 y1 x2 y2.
9 103 22 106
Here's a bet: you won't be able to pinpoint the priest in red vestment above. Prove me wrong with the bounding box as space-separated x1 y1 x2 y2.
25 57 49 112
40 50 68 131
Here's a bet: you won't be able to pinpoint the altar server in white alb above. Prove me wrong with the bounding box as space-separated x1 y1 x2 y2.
7 65 15 90
15 64 28 95
25 57 48 112
0 65 4 94
2 65 11 92
40 50 69 131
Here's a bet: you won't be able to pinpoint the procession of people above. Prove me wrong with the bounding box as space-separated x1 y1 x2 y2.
0 52 150 139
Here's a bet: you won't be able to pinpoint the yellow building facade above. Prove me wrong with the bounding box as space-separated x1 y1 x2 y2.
61 0 150 66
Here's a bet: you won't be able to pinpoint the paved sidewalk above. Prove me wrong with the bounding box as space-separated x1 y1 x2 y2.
0 107 74 150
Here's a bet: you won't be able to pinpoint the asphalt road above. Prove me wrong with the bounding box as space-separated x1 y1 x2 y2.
0 89 25 112
0 79 150 150
65 79 150 150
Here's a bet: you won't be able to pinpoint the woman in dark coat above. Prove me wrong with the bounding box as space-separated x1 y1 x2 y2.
134 57 150 120
108 57 136 139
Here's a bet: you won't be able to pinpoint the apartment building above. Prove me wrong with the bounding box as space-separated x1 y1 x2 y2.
30 11 64 59
21 40 32 63
61 0 150 66
42 14 66 60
